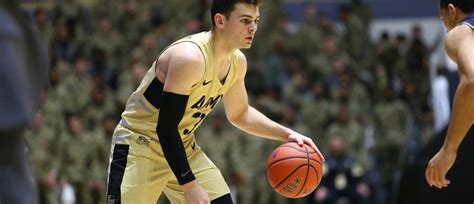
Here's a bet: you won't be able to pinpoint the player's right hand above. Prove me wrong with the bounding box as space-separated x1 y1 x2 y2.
425 147 456 189
183 180 210 204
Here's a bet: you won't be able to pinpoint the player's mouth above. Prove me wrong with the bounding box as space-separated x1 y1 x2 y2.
245 36 253 41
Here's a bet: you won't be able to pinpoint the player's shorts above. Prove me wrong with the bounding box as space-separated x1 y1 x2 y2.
106 124 230 204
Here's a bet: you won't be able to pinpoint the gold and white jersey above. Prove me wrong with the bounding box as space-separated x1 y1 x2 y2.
119 31 240 140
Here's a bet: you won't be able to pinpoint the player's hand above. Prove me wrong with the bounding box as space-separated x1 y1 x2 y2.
183 180 210 204
425 147 456 189
287 132 325 162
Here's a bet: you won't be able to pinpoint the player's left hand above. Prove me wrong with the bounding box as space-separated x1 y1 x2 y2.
425 147 456 189
287 132 325 162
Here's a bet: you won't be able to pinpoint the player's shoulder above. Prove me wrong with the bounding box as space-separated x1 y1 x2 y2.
233 49 247 66
446 24 473 45
444 24 474 62
233 49 248 76
167 42 205 65
234 49 246 59
163 42 205 83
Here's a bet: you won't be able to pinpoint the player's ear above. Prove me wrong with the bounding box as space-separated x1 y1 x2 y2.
214 13 226 29
447 3 458 20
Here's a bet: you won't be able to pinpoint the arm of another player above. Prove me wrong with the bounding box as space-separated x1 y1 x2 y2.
426 26 474 189
223 52 324 161
155 43 210 203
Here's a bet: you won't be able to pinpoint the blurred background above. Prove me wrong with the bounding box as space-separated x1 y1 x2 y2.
18 0 474 203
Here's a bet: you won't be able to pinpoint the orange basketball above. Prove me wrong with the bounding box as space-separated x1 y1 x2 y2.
267 142 323 198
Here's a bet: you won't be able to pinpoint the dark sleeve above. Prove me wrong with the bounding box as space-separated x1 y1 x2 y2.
156 91 196 185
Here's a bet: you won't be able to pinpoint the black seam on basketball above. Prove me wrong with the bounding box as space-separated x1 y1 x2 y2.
268 157 322 169
308 165 320 186
279 144 319 154
273 164 307 190
275 164 324 196
295 145 311 197
272 163 321 195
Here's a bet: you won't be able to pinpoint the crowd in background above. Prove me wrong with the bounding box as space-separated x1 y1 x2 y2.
25 0 438 203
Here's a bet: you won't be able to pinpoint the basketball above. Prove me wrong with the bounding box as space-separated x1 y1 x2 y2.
267 142 323 198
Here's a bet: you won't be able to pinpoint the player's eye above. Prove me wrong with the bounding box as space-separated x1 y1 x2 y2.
241 19 250 24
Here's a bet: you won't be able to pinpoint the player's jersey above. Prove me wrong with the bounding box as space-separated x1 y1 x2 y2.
461 15 474 29
119 31 240 140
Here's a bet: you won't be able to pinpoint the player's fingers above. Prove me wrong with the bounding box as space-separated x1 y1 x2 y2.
437 172 450 187
302 137 316 148
444 179 451 186
296 137 304 146
432 171 444 189
435 171 450 188
431 171 440 189
305 139 325 162
429 167 442 189
314 146 325 162
425 166 434 187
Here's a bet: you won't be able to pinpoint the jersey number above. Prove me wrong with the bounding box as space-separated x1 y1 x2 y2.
183 112 206 135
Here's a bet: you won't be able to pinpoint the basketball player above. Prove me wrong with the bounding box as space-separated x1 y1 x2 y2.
426 0 474 189
106 0 324 203
0 1 49 203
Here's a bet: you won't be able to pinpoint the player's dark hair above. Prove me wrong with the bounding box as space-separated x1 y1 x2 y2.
210 0 260 28
440 0 474 13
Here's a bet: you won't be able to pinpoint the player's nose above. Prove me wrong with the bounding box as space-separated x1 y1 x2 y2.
248 22 257 34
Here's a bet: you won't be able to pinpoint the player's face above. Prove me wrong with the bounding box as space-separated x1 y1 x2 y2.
225 3 260 49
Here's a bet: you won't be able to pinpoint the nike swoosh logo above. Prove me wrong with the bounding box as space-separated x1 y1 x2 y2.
203 80 212 86
181 170 191 177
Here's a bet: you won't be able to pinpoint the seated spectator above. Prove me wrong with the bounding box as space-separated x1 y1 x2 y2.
308 136 371 204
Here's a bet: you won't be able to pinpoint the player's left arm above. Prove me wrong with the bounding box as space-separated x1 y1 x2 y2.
426 26 474 189
441 29 474 153
223 51 324 159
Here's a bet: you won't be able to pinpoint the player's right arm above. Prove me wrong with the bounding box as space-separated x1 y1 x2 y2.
426 25 474 189
155 43 210 203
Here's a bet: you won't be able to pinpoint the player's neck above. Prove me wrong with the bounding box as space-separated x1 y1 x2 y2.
209 31 235 64
458 13 470 22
